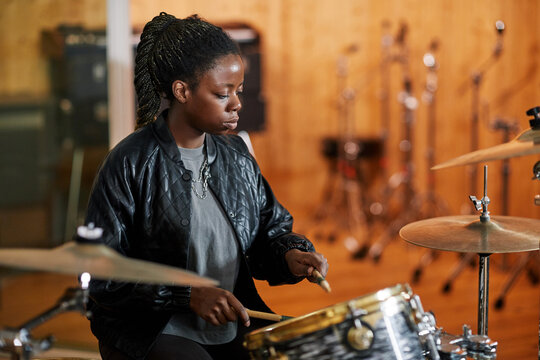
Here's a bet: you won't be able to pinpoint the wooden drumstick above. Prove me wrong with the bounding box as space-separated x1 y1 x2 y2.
246 309 292 322
313 269 331 293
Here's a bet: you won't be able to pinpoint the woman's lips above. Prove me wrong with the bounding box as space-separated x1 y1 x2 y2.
224 118 238 130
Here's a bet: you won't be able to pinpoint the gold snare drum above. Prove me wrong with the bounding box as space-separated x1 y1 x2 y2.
244 284 434 360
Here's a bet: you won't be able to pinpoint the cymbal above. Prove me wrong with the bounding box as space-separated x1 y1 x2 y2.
400 215 540 253
432 127 540 169
0 242 218 286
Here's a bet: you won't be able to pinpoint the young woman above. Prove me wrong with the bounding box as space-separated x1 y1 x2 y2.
85 12 328 360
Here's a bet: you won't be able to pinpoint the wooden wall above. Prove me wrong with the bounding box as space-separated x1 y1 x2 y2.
2 0 540 218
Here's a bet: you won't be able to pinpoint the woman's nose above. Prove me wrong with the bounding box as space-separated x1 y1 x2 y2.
229 93 242 112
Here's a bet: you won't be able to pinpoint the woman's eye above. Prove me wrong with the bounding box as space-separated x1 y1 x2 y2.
216 94 228 99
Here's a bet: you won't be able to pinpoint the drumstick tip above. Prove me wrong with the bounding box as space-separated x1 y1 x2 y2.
313 269 331 293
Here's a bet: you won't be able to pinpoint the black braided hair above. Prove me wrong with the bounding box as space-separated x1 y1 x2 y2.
134 12 240 129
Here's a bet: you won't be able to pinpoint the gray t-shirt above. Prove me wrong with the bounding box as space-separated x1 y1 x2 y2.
162 144 241 344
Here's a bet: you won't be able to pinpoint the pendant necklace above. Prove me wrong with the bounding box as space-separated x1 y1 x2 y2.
192 152 211 199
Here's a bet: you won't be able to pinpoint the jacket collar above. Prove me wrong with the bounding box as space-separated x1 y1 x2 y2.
151 110 217 165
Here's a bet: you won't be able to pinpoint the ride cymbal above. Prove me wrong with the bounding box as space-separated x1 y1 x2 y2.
432 127 540 170
399 215 540 253
0 242 218 286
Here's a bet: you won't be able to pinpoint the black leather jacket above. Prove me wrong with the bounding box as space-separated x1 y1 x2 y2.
84 113 315 359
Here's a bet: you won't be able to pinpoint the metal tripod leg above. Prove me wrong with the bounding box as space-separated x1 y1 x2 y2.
442 252 476 293
311 165 368 247
409 195 449 283
494 252 537 309
368 209 415 263
344 179 369 249
352 178 401 259
412 249 439 283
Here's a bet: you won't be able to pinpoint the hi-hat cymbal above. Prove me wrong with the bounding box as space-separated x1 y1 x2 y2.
400 215 540 253
0 242 218 286
432 127 540 170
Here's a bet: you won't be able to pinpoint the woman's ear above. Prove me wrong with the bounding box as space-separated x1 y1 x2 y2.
172 80 189 103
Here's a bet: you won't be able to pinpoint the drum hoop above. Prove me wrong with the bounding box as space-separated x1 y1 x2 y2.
244 283 413 350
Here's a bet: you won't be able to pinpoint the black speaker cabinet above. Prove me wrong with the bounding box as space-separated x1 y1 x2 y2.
43 26 109 147
0 97 57 207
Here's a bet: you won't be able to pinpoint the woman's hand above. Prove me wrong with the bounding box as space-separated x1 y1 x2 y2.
284 249 329 282
189 286 250 327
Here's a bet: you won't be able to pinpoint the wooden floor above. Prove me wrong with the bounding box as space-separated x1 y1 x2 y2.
0 214 538 359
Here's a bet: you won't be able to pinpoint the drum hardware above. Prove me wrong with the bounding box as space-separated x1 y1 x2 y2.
409 295 441 360
346 302 373 351
346 325 374 352
400 166 540 336
0 273 91 360
432 107 540 302
436 325 497 360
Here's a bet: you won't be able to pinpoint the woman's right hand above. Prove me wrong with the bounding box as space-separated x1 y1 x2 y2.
189 286 250 327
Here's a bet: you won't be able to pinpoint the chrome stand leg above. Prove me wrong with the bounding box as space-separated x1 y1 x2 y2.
478 253 490 335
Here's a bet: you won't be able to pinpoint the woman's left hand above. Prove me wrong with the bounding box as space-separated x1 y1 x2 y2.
284 249 329 282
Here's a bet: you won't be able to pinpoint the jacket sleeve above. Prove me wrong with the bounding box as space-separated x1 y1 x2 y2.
246 173 316 286
85 150 191 315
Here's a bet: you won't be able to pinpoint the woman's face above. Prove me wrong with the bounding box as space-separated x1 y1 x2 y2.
183 54 244 135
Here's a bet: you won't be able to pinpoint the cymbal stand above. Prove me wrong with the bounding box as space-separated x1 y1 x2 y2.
469 165 493 335
410 40 451 283
350 21 396 258
441 21 505 292
494 156 540 309
377 20 393 182
0 273 92 360
312 48 369 249
362 23 423 262
466 21 505 213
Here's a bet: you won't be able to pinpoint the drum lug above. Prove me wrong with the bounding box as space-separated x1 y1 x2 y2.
347 324 374 351
345 301 374 351
268 345 288 360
